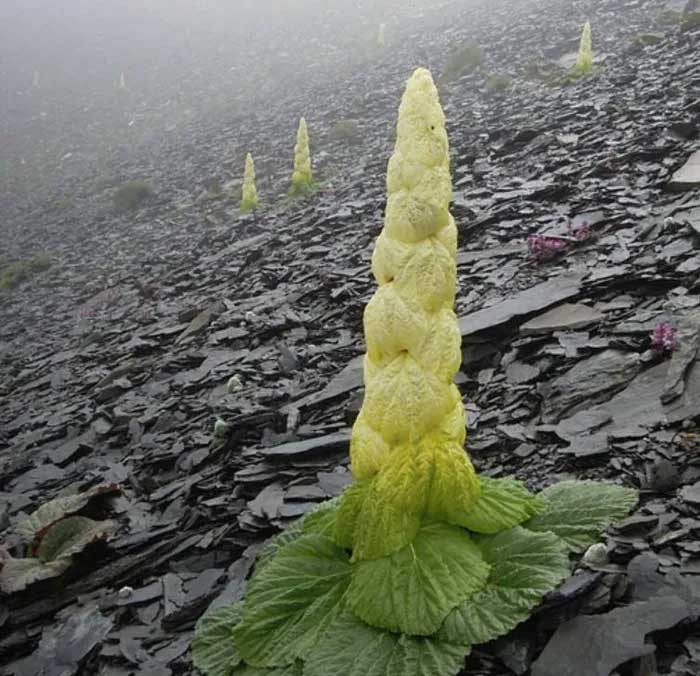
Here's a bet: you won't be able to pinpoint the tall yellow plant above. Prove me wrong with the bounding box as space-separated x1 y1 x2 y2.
575 21 593 73
192 67 638 676
290 117 314 195
341 67 480 560
240 152 258 213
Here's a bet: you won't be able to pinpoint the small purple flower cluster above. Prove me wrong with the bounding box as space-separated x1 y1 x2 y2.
527 222 591 262
527 234 569 261
567 221 591 241
650 322 679 353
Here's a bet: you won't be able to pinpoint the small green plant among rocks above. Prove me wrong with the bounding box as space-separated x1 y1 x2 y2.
330 119 361 144
442 43 483 82
485 73 513 93
0 253 51 291
113 180 153 212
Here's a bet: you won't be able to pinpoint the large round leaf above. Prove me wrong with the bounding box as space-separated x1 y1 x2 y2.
192 604 243 676
439 526 570 645
233 534 351 667
460 477 545 534
305 609 470 676
524 481 638 552
348 522 490 635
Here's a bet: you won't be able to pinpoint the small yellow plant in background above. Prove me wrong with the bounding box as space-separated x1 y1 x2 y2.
290 117 314 196
240 153 258 213
571 21 594 76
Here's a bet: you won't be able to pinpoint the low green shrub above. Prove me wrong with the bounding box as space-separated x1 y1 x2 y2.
113 181 153 211
442 43 483 81
485 73 513 93
330 119 361 144
0 253 52 291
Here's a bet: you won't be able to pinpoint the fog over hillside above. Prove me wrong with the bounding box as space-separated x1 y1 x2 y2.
1 1 700 674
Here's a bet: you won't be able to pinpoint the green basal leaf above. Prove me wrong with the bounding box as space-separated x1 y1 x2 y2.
439 526 570 645
0 555 71 594
192 604 243 676
232 662 303 676
333 481 371 549
37 516 116 563
255 500 339 574
300 499 339 538
233 534 351 667
524 480 638 552
348 522 490 635
305 609 470 676
460 477 545 534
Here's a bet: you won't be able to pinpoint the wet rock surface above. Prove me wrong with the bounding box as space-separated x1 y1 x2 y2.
1 0 700 674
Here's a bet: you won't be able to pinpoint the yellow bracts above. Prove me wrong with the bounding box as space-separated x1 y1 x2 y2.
241 152 258 213
290 117 314 194
346 68 480 560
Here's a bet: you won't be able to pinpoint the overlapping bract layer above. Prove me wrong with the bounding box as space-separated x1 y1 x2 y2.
291 117 313 193
241 153 258 213
341 68 479 560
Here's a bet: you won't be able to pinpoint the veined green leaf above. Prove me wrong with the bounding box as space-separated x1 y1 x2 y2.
524 480 638 552
440 527 569 645
460 477 545 534
37 516 116 563
255 500 339 574
305 609 469 676
192 604 243 676
333 481 371 549
348 522 490 635
0 555 71 593
233 534 351 667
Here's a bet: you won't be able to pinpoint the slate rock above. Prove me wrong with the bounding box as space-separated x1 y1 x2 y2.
680 481 700 505
668 150 700 191
520 303 605 335
459 273 585 337
542 350 641 423
531 596 690 676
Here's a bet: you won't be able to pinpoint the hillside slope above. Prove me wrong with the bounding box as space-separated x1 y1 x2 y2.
2 0 700 674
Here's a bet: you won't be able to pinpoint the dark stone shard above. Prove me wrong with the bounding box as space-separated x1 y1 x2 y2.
203 544 262 615
459 273 585 337
542 350 641 423
520 303 605 335
557 362 667 444
259 431 350 458
668 150 700 191
9 605 113 676
664 357 700 423
613 515 659 535
646 459 681 492
680 481 700 505
531 596 690 676
505 361 540 384
285 484 327 501
116 580 163 606
542 571 602 606
316 471 353 496
247 482 285 519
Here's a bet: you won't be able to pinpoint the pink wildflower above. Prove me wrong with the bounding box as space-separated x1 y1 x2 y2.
650 322 679 352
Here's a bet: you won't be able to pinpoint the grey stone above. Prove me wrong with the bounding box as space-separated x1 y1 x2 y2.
459 273 585 337
668 149 700 191
520 303 605 335
542 350 641 423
